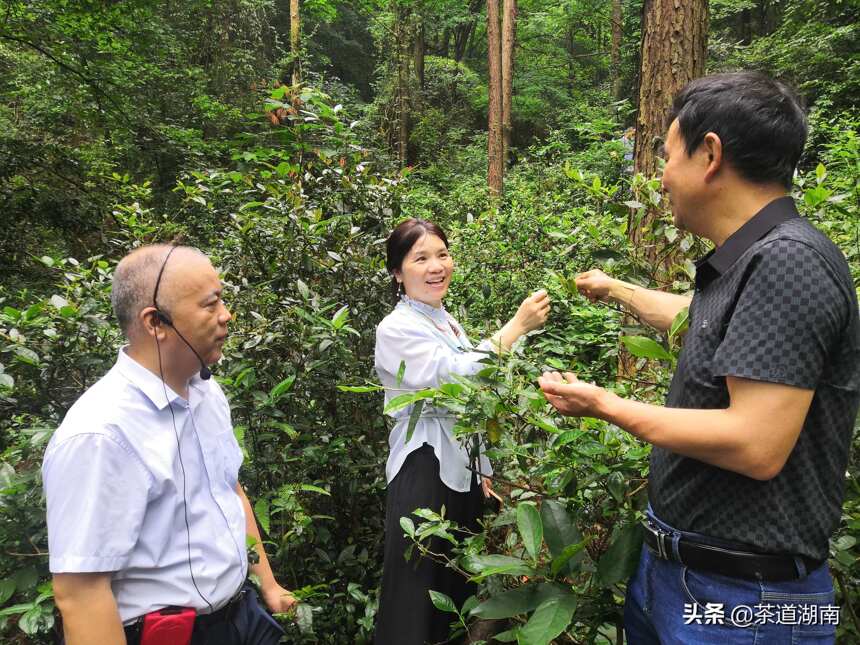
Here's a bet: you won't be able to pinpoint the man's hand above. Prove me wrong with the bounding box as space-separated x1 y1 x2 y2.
575 269 615 303
538 371 609 418
261 581 297 614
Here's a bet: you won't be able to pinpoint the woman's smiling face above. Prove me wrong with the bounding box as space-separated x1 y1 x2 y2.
394 233 453 308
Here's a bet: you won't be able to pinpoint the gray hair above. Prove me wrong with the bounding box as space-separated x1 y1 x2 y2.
110 244 205 337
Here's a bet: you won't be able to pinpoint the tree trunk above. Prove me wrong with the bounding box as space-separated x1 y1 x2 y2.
610 0 623 100
414 18 425 90
441 27 450 58
624 0 707 378
633 0 708 181
501 0 517 166
395 4 410 167
290 0 301 85
487 0 504 198
454 0 482 62
566 27 575 94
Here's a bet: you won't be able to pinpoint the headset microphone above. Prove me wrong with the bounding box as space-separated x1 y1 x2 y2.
152 246 213 381
154 310 212 380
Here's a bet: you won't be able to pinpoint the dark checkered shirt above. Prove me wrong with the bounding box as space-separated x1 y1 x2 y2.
650 196 860 561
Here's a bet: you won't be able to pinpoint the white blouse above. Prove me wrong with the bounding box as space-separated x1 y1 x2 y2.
374 295 493 492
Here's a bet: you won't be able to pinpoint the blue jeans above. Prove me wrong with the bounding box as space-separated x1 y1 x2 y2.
624 511 837 644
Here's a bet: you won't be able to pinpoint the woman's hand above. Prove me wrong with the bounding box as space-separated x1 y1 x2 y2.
511 289 551 334
492 289 550 351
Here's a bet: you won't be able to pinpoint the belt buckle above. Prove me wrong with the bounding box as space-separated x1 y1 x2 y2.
649 522 671 560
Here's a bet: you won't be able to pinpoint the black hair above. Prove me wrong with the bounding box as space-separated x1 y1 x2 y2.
385 218 449 302
669 71 807 189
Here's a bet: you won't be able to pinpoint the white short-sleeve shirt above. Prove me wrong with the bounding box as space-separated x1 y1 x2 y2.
375 296 493 492
42 348 248 624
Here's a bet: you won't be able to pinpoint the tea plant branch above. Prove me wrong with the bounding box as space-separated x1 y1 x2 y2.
465 465 547 498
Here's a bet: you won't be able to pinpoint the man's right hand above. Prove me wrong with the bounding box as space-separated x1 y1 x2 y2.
575 269 615 303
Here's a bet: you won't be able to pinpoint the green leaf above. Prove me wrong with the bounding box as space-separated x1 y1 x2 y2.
395 360 406 387
620 336 672 361
0 373 13 390
0 579 15 605
296 279 310 299
14 347 39 366
254 498 270 535
405 399 425 443
550 539 589 577
297 484 330 496
516 593 577 645
331 305 350 329
597 522 643 587
493 628 520 642
336 384 384 393
270 375 296 401
429 590 458 614
540 500 583 575
399 516 415 538
462 554 535 579
517 503 543 561
470 583 567 620
607 472 626 503
383 389 435 415
669 307 690 340
12 568 38 593
295 602 314 634
527 416 559 434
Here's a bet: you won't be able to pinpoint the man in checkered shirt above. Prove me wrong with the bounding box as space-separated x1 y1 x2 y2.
540 72 859 643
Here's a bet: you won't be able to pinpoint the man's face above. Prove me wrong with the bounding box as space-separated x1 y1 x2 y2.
661 119 710 235
161 253 232 371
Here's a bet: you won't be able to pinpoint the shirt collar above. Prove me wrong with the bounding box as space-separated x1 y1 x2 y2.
400 294 449 325
115 347 208 410
695 196 799 289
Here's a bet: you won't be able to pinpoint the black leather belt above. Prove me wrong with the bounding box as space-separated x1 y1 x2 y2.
642 521 823 582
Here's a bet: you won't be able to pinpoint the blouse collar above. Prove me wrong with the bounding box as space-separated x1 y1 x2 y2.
400 294 449 325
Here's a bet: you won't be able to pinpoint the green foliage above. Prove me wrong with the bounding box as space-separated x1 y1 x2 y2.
0 1 858 643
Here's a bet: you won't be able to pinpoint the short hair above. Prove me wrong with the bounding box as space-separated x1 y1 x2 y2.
110 245 205 337
669 72 807 189
385 218 449 302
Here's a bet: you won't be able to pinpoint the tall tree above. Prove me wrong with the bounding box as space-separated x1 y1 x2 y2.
633 0 708 180
396 2 410 167
610 0 623 100
290 0 301 85
414 16 425 89
487 0 504 198
501 0 517 166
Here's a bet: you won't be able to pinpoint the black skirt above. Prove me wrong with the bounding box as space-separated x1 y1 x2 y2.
374 444 484 645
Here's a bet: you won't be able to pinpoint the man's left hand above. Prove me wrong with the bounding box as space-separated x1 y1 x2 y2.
538 371 607 418
261 582 297 614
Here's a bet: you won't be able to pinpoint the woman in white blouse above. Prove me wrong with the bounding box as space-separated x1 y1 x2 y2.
374 218 549 644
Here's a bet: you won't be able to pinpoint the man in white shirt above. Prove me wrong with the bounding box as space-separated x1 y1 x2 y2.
43 245 295 645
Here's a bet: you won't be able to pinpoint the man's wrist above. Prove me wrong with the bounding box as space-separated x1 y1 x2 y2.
594 387 620 423
608 281 637 307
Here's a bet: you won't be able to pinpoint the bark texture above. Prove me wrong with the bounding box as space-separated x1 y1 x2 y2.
611 0 623 100
290 0 301 85
633 0 708 180
501 0 517 166
487 0 504 198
